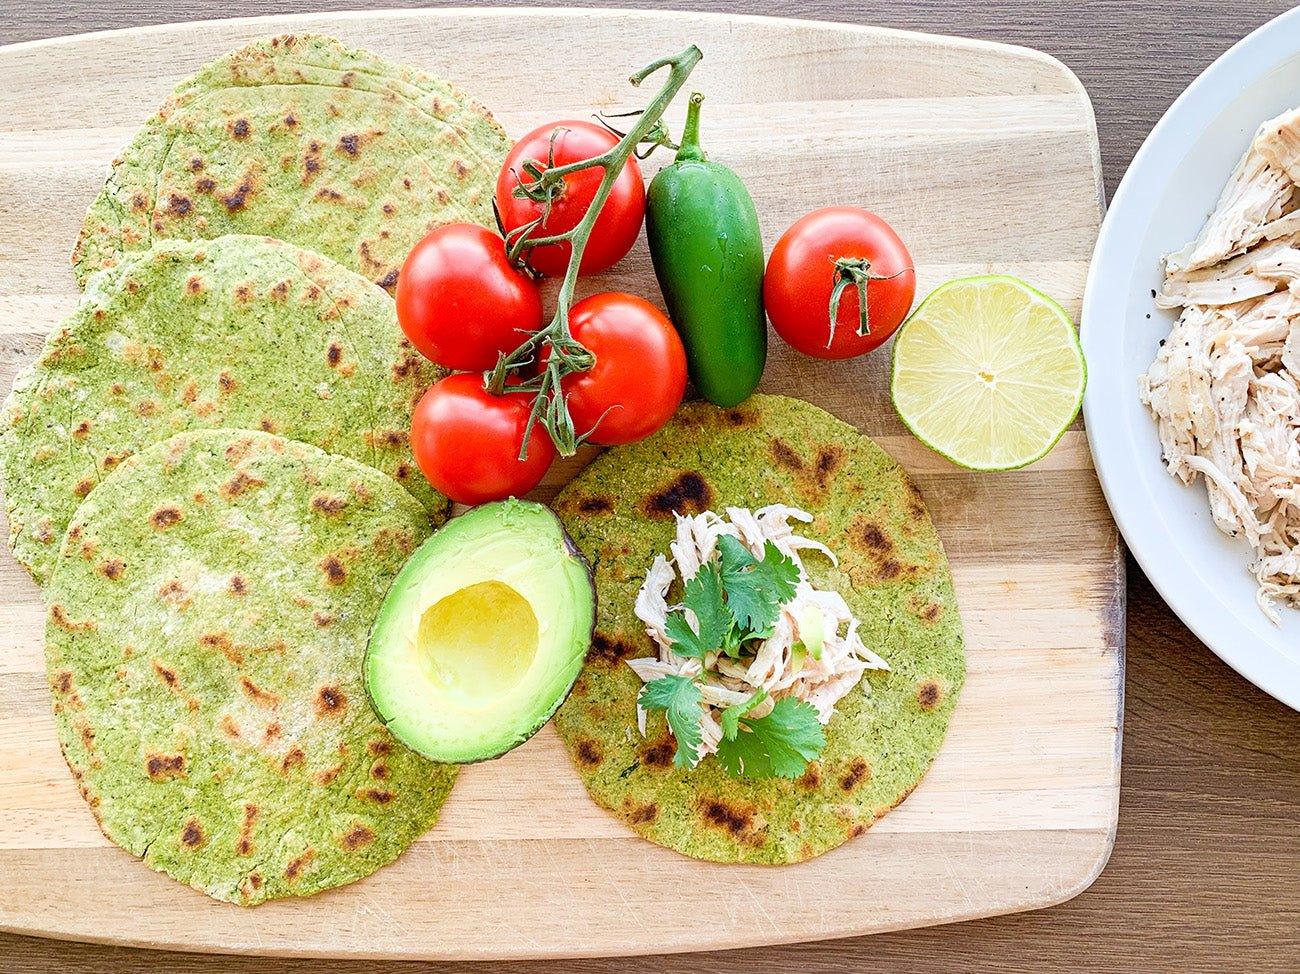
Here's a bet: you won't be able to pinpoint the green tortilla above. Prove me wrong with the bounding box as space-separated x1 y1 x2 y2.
1 234 445 583
550 395 965 864
44 428 454 905
72 33 508 291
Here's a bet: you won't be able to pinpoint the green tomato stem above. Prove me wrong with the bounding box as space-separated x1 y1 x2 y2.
829 256 876 343
827 258 916 345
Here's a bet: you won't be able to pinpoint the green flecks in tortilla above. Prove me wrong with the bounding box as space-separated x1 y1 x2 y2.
72 33 509 291
550 395 965 864
44 428 454 905
1 234 446 583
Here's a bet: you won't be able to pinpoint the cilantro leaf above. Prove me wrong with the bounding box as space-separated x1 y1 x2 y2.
664 563 732 659
663 613 709 660
714 697 825 779
718 625 745 659
638 675 704 769
687 563 733 648
719 689 768 741
717 536 800 635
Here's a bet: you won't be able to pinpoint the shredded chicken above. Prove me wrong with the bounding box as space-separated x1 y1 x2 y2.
1141 106 1300 621
629 506 888 759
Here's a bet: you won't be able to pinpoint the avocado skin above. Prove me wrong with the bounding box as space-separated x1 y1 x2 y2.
363 499 596 764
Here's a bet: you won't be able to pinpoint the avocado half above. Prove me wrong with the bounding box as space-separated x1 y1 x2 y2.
364 499 595 763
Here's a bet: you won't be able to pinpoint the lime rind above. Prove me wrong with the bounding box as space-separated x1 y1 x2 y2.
889 275 1087 472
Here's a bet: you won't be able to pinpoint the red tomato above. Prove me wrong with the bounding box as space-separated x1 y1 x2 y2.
764 206 916 360
409 374 555 505
396 223 542 371
558 293 686 445
495 121 645 277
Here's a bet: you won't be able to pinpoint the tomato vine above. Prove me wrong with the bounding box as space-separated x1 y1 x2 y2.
484 45 703 458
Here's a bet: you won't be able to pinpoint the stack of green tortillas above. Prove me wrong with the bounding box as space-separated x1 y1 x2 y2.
0 33 509 904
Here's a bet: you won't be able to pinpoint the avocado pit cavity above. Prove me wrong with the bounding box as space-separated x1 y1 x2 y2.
417 580 539 703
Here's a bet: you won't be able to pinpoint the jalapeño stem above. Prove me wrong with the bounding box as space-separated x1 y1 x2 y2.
676 92 706 162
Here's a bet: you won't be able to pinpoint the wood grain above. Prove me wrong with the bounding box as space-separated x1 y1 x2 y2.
0 1 1293 972
0 7 1118 959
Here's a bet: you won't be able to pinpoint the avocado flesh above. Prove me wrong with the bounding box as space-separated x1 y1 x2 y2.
364 499 595 763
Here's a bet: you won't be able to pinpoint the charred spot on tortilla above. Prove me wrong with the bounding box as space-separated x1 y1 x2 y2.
180 818 206 848
587 631 637 665
576 495 615 515
97 557 125 581
839 757 870 792
284 849 315 881
319 555 348 586
769 437 805 471
280 746 306 773
221 470 264 500
149 506 182 530
698 798 764 844
640 738 676 769
642 471 713 518
916 679 942 710
852 517 894 556
574 739 603 766
624 800 659 825
310 493 348 515
315 685 347 717
814 444 844 486
797 762 823 791
145 752 186 781
877 558 903 581
339 824 375 851
724 406 757 427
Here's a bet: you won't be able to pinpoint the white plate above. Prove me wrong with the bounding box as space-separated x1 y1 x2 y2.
1083 6 1300 710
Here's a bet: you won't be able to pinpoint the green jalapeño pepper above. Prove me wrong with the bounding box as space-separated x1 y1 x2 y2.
646 93 766 407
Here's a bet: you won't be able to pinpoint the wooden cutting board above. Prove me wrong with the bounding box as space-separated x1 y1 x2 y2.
0 7 1121 961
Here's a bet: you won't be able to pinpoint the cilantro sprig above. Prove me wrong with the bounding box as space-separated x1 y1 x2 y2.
637 538 823 779
717 535 799 635
716 697 825 778
637 674 703 771
663 563 731 660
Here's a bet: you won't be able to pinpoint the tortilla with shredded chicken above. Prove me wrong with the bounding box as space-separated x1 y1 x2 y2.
549 395 965 864
1141 106 1300 621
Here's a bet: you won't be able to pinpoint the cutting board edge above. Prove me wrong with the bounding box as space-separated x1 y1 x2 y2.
0 4 1089 83
0 825 1118 961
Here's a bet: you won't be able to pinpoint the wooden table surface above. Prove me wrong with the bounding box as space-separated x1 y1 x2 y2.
0 1 1296 971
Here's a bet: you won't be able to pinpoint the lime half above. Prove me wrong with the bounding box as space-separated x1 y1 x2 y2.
890 276 1086 471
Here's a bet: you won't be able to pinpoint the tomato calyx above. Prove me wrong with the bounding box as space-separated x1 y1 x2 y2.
483 45 703 461
500 127 570 267
828 256 913 344
484 333 597 457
